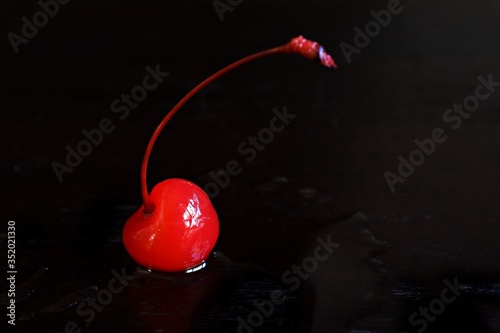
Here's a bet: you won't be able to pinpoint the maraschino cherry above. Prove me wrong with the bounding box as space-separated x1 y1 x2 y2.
122 35 337 272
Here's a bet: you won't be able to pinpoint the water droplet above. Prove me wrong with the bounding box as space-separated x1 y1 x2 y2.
255 176 289 192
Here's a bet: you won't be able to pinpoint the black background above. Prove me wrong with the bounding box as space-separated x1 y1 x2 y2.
2 0 500 332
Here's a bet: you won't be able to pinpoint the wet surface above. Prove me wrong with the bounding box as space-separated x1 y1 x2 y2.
3 0 500 332
9 213 392 333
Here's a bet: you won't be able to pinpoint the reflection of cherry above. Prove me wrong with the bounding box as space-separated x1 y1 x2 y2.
123 35 337 272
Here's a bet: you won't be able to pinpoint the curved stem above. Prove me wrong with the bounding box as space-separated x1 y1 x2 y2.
140 44 289 215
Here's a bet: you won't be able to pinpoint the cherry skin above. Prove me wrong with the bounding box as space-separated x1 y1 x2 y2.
123 179 219 272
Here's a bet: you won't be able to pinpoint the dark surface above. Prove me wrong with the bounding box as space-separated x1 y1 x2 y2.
2 0 500 332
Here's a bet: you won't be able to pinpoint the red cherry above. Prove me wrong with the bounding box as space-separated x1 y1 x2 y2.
123 35 336 272
123 179 219 272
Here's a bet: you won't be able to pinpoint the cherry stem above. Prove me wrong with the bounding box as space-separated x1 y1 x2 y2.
140 36 336 215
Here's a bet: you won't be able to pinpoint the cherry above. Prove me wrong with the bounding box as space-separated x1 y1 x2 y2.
123 179 219 272
123 35 336 272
